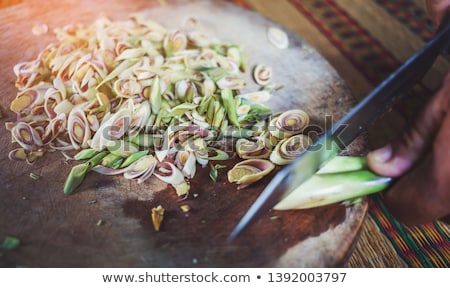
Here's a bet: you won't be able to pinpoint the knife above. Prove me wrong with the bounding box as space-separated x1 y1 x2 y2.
228 14 450 241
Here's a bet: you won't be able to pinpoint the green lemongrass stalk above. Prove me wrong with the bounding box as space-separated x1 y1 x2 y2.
120 150 149 168
101 153 124 167
73 148 99 160
150 76 161 114
222 127 255 138
107 140 139 157
64 151 107 195
273 156 391 210
221 88 240 128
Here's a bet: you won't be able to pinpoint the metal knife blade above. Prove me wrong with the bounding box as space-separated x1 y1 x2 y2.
228 15 450 241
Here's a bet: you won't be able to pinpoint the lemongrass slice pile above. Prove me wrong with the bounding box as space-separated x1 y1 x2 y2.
7 13 319 200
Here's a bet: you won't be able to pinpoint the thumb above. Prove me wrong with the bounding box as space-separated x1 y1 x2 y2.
367 73 450 177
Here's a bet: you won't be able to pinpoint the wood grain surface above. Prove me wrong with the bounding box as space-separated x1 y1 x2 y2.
0 0 367 267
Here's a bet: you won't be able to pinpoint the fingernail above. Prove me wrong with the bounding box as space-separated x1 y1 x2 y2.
371 145 393 163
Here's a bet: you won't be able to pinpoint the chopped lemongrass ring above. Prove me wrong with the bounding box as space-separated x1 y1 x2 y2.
267 26 289 49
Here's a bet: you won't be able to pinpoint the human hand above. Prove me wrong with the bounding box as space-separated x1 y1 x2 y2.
366 0 450 225
367 73 450 225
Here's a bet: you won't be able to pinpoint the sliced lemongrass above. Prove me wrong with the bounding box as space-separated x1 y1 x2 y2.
150 76 162 114
107 140 139 157
123 155 157 182
227 45 246 72
253 64 272 86
53 99 73 115
173 180 190 197
216 76 246 90
209 163 219 182
154 162 185 185
236 138 271 159
101 153 124 167
120 150 149 168
67 107 91 150
92 165 130 176
29 172 41 180
96 59 138 89
64 151 107 195
212 104 225 128
269 134 312 165
221 88 240 128
129 101 151 138
237 90 271 103
151 205 165 232
26 150 45 164
270 109 310 139
73 148 99 160
163 30 187 57
10 122 43 151
227 159 275 189
204 147 229 161
8 148 28 161
175 151 197 179
170 103 198 117
89 108 132 150
267 26 289 49
180 204 191 213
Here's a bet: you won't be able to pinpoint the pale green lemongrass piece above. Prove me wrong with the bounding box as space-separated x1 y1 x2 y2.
96 59 138 89
150 76 161 114
64 151 107 195
115 48 146 61
273 170 391 210
221 88 240 128
222 127 255 138
204 147 229 161
198 94 213 115
130 133 157 149
205 97 217 125
227 159 275 189
170 103 198 117
207 67 229 82
107 140 139 157
101 153 124 168
111 158 125 169
212 104 225 128
227 45 246 72
73 148 99 160
120 150 149 168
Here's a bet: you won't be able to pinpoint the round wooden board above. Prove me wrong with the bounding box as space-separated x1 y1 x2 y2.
0 0 367 267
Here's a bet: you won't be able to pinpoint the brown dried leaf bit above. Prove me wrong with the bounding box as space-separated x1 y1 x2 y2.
151 205 165 231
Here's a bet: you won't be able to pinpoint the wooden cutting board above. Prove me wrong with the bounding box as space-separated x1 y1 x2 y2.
0 0 368 267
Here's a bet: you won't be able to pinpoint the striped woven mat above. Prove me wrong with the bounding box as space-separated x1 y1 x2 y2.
1 0 449 267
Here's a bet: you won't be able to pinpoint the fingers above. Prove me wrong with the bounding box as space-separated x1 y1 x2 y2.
425 0 450 25
384 114 450 224
367 73 450 224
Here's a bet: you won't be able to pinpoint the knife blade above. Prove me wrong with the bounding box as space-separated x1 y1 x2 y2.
228 14 450 241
